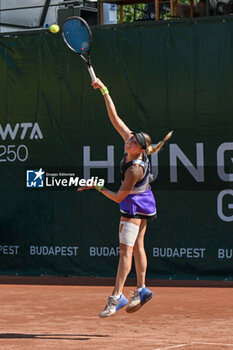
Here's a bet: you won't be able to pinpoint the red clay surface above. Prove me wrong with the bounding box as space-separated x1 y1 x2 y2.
1 283 233 350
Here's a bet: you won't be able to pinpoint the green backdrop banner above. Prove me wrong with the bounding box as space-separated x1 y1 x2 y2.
0 18 233 280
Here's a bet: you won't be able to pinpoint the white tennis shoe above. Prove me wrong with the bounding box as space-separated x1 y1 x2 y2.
99 294 128 318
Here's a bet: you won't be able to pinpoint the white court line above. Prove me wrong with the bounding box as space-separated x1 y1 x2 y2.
154 342 233 350
154 344 191 350
194 342 233 347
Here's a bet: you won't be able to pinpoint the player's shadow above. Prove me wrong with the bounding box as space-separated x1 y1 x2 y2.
0 333 108 341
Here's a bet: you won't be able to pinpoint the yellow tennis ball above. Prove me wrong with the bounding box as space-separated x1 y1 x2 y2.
50 24 60 33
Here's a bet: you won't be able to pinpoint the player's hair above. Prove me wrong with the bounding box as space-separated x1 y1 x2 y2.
142 131 173 155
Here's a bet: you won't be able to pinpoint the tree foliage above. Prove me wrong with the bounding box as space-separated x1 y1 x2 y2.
117 4 146 22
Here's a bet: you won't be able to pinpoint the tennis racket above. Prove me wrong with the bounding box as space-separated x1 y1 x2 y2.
62 16 97 82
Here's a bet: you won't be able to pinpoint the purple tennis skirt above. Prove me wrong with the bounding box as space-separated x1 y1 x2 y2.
119 187 156 220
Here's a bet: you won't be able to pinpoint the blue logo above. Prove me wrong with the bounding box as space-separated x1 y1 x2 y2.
26 168 45 188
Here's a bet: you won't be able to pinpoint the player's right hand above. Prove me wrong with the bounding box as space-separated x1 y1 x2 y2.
92 78 105 90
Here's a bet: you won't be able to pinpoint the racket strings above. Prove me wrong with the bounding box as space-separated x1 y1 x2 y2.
63 18 91 54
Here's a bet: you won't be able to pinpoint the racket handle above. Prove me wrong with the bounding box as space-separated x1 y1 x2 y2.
88 66 97 83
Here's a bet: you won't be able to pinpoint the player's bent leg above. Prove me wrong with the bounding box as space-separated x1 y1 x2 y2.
133 219 147 288
126 219 154 313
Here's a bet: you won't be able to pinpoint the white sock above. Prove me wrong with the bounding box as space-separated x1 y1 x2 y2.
136 285 145 292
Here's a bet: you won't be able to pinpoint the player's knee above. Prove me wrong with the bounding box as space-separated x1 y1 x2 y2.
119 246 133 258
133 244 145 256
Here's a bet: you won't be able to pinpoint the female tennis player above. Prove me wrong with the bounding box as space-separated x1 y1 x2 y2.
78 78 172 318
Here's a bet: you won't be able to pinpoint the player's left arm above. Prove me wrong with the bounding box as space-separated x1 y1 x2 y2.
78 166 142 203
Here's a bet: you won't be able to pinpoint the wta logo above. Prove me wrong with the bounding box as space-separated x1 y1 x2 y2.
0 122 43 140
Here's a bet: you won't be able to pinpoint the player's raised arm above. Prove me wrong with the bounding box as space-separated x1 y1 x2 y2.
92 79 131 142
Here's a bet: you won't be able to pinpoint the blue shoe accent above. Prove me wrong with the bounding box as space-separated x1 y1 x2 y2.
140 287 154 306
116 294 129 311
126 287 154 313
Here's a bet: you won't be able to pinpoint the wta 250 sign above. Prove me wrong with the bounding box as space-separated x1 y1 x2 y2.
0 122 42 162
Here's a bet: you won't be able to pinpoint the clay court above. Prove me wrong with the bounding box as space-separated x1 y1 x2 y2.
1 278 233 350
